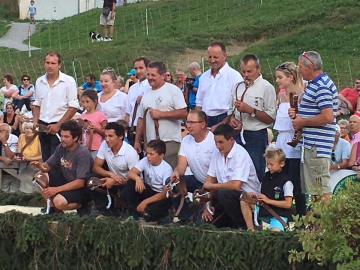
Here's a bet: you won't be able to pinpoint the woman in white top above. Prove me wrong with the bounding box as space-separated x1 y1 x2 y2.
0 74 19 112
97 68 127 122
274 62 306 217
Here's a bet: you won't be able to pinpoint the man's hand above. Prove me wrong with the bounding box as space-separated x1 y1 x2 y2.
43 187 59 198
136 201 148 212
288 108 296 119
101 177 117 189
203 182 214 190
134 141 142 153
170 171 180 183
30 161 48 172
47 123 60 135
136 95 142 104
0 133 7 144
111 12 115 19
201 204 214 222
257 194 270 204
229 116 242 129
292 115 304 130
107 172 125 184
135 179 146 193
149 107 162 120
234 100 253 114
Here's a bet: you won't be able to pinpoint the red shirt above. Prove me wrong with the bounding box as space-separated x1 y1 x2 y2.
340 88 358 109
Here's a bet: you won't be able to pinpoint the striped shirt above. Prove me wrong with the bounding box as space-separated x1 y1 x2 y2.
298 72 338 158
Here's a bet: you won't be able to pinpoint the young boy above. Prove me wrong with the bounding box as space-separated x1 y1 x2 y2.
28 1 36 24
125 139 173 223
241 148 293 231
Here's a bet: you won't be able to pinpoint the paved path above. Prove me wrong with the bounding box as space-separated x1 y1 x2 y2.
0 22 40 51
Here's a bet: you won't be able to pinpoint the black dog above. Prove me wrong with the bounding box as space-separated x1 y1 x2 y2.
89 31 103 43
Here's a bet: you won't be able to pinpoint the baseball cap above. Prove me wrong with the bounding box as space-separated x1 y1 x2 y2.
127 69 136 76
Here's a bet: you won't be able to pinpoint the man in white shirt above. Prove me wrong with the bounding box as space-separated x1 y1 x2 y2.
227 54 276 181
195 41 243 129
125 57 151 146
168 110 216 224
134 61 188 169
33 51 79 161
89 122 139 216
201 123 261 229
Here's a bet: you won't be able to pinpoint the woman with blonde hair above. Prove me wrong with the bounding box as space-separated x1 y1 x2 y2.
273 62 306 217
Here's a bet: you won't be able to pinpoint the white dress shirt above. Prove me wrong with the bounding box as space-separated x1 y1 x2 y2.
98 90 127 122
34 71 78 123
195 62 243 117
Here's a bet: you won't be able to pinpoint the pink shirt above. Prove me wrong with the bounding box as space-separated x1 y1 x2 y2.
81 111 107 151
350 131 360 148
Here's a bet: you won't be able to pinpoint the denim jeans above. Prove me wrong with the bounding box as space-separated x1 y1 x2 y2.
165 175 203 220
235 128 267 181
207 113 227 128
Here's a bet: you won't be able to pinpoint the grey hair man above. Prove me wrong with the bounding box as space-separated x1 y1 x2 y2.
188 62 202 109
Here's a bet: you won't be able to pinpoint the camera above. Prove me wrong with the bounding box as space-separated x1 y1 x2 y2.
185 77 195 90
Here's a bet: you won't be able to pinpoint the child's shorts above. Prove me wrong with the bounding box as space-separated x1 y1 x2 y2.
30 13 35 18
260 216 288 231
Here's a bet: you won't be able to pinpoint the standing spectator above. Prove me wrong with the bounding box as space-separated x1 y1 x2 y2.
27 0 36 24
13 74 34 112
289 51 338 202
0 102 19 136
188 62 202 110
273 62 306 217
100 0 117 42
337 119 350 142
0 74 19 112
123 69 138 94
116 76 125 92
77 73 102 94
164 70 174 84
134 61 187 169
33 51 79 162
336 77 360 116
195 41 243 129
227 54 276 181
97 68 127 122
330 124 350 171
174 69 187 103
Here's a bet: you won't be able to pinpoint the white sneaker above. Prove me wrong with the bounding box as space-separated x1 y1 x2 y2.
103 37 109 42
108 38 113 42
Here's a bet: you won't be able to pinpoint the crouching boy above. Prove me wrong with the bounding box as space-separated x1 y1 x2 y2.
241 148 293 231
125 139 173 223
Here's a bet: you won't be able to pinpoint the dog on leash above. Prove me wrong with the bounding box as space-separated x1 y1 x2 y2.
89 31 103 42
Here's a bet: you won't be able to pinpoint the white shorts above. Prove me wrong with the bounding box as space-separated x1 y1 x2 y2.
100 13 115 26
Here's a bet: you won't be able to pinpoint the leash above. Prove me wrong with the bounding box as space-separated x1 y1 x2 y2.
287 93 301 147
74 118 93 151
127 103 139 145
165 177 188 216
143 108 160 149
34 123 61 141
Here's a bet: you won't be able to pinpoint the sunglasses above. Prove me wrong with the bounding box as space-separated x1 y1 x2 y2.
181 128 186 132
301 51 315 66
23 78 30 81
331 150 335 162
276 63 294 78
165 74 171 77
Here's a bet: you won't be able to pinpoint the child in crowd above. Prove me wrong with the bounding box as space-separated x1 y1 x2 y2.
28 1 36 24
80 90 107 159
242 148 293 231
116 119 131 145
125 139 173 223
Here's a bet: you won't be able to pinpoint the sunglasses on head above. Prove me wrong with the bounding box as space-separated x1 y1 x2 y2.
102 68 115 73
301 51 315 66
276 63 294 78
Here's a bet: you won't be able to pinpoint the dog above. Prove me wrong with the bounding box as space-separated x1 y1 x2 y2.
89 31 103 43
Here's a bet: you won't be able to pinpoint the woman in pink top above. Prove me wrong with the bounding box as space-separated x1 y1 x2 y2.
81 90 107 159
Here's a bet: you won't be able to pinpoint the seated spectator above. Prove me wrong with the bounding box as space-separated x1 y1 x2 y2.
87 122 139 217
241 148 293 232
31 120 93 214
13 74 34 112
0 102 19 136
125 139 172 223
338 119 350 142
12 121 41 193
0 123 19 193
124 69 138 94
349 114 360 147
330 124 350 171
201 124 261 229
98 68 127 122
337 78 360 116
180 121 188 139
80 90 107 159
116 76 125 93
78 73 102 95
164 70 174 84
348 141 360 179
0 74 19 112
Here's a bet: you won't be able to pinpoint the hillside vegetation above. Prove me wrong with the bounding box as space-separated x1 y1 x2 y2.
0 0 359 89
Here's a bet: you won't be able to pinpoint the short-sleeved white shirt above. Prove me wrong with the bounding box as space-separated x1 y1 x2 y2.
34 71 79 123
97 90 127 122
207 142 261 194
195 63 243 117
2 134 18 155
126 79 151 127
96 141 139 178
135 157 172 192
1 85 18 111
283 181 294 197
137 82 187 143
179 131 216 183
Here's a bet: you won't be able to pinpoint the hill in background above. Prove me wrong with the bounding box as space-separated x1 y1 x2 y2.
0 0 359 89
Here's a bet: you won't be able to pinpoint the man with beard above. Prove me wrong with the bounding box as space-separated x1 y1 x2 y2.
226 54 276 181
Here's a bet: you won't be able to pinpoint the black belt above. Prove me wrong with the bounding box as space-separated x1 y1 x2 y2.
39 120 57 126
207 112 227 120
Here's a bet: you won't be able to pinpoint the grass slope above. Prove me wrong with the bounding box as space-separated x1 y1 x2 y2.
0 0 359 89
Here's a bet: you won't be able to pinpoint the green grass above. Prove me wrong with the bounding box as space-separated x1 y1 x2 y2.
0 0 359 89
0 22 11 39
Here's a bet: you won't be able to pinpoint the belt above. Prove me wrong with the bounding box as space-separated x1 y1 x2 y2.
207 112 227 120
39 120 57 126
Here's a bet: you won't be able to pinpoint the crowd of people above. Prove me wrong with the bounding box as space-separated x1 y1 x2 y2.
1 40 358 231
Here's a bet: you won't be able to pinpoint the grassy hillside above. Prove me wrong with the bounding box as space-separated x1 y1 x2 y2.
0 0 359 89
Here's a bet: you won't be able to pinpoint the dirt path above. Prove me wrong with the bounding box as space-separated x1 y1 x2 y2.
0 22 39 51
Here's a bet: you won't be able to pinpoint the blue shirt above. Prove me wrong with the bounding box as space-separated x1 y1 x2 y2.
298 72 338 158
189 73 202 106
29 5 36 14
82 81 102 93
331 138 350 164
18 84 35 100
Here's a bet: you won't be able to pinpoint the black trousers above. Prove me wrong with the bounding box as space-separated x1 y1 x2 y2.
38 120 61 162
122 180 172 220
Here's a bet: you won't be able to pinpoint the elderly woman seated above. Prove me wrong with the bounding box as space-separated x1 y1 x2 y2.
6 121 42 193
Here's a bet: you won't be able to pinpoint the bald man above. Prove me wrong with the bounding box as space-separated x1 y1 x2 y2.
349 114 360 147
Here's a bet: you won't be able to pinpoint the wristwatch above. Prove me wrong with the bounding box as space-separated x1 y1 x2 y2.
251 108 256 118
337 164 340 170
3 143 8 147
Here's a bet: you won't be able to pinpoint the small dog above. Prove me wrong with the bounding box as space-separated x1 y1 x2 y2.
89 31 103 42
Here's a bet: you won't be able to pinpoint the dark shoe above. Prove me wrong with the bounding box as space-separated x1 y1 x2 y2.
41 207 47 213
77 203 91 217
144 215 157 222
157 215 173 225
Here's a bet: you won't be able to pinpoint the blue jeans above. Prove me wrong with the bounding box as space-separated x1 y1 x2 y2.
207 113 227 128
165 175 203 220
235 129 267 181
